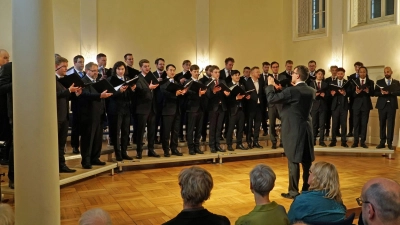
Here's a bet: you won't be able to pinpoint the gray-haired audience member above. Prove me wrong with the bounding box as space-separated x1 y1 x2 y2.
360 177 400 225
79 208 112 225
0 204 14 225
235 164 289 225
163 166 230 225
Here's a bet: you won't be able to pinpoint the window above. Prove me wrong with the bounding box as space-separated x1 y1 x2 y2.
370 0 394 19
311 0 326 30
294 0 328 41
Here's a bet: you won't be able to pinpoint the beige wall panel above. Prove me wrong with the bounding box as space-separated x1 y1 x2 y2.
0 0 13 57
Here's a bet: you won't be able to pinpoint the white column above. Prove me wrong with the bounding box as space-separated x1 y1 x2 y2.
12 0 60 224
196 0 210 71
331 0 343 67
80 0 98 62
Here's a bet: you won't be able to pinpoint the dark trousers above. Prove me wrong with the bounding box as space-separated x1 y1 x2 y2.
226 109 245 145
325 99 332 133
208 106 225 148
201 111 209 139
70 111 81 148
57 120 68 166
162 113 180 152
110 112 131 157
7 118 13 181
0 112 11 160
107 114 116 145
268 105 280 144
261 106 268 133
348 98 354 134
186 111 204 150
130 113 137 143
179 102 187 138
155 107 163 140
222 111 229 137
311 108 326 143
136 111 156 152
247 105 262 143
353 109 370 144
80 119 103 165
331 107 348 143
378 105 396 145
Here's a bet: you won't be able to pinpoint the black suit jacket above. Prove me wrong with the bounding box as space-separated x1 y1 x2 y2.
97 67 112 81
244 78 264 113
351 78 374 110
219 69 228 81
66 68 85 113
227 82 245 115
309 80 328 111
126 66 140 79
330 79 351 111
160 80 182 115
0 62 13 119
185 78 205 113
206 79 227 112
239 76 250 86
79 76 105 122
374 78 400 109
56 76 73 122
106 75 132 115
135 74 157 115
279 71 292 80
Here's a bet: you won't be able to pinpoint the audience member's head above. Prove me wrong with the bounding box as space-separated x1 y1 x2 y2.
250 164 276 198
79 208 112 225
0 204 14 225
361 178 400 225
308 161 342 203
179 166 213 208
0 49 10 67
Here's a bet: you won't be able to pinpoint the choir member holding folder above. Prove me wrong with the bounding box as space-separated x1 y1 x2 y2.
374 67 400 150
106 61 136 161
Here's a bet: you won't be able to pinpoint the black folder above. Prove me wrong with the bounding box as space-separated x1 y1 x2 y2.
58 74 85 88
376 84 400 92
215 82 231 92
229 85 246 96
91 79 116 94
351 79 369 90
144 74 159 85
189 81 207 92
109 76 139 87
165 80 192 93
329 80 350 91
174 72 192 82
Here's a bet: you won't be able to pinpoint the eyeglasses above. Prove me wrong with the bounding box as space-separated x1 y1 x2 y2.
356 197 371 206
89 70 98 73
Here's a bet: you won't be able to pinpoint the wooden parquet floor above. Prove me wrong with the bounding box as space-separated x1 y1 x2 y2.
2 151 399 224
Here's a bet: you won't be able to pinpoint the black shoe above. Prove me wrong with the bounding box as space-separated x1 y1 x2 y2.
346 133 353 137
281 193 297 199
171 149 183 156
328 142 336 147
135 155 142 159
216 145 226 152
388 145 394 150
210 148 217 153
279 143 283 148
219 137 224 141
360 143 368 148
253 142 263 149
72 147 80 154
116 157 123 161
148 150 160 158
272 143 277 149
179 137 185 142
0 158 9 165
341 143 349 148
189 151 196 155
247 142 253 149
122 154 133 160
194 147 204 154
351 143 358 148
236 144 248 150
319 143 327 147
82 164 92 169
227 145 234 151
376 143 385 149
164 152 171 157
60 165 76 173
8 180 14 189
91 159 106 165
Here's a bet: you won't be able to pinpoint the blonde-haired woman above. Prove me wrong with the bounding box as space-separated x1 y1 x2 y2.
287 161 346 224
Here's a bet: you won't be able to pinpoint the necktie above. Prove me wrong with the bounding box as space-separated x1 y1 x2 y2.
78 71 84 78
215 79 218 86
317 82 321 90
159 73 163 78
388 80 391 86
228 70 231 76
339 80 342 87
274 75 277 79
361 80 364 86
103 68 105 76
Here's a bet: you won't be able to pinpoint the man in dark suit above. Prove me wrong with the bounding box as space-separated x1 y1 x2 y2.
351 66 374 148
375 67 400 150
96 53 111 81
124 53 140 78
245 67 264 149
55 57 82 173
0 49 10 165
79 62 112 168
259 62 271 136
124 53 140 145
199 65 213 142
329 68 351 148
219 57 235 84
324 65 338 137
309 69 328 147
175 60 191 142
279 60 293 80
305 60 317 85
239 66 251 85
185 65 206 155
153 58 167 144
207 65 230 153
226 70 249 151
347 61 364 137
135 59 160 159
160 64 186 157
66 55 85 154
266 65 315 199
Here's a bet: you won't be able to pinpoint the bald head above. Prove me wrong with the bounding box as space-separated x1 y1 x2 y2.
361 178 400 225
384 67 393 79
0 49 10 67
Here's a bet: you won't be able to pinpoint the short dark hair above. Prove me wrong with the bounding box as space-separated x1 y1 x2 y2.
336 67 346 73
358 66 368 74
354 61 363 67
205 65 212 71
182 60 191 65
166 64 176 70
73 55 84 64
190 64 200 71
210 65 220 72
250 66 259 72
112 61 127 76
96 53 106 60
85 62 98 71
124 53 132 60
225 57 235 64
55 56 68 66
330 65 338 69
271 61 279 67
262 62 270 67
139 59 150 67
231 70 240 76
155 58 165 65
315 68 325 76
285 60 293 65
308 60 317 65
243 66 250 71
294 65 309 81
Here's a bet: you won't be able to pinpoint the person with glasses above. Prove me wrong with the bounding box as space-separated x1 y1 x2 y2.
358 177 400 225
287 161 346 224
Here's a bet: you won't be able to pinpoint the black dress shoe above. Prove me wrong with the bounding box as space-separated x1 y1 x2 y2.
194 147 204 154
72 147 80 154
247 142 253 149
164 152 171 157
82 164 92 169
210 148 217 153
179 137 185 142
0 159 9 165
227 145 234 151
351 143 358 148
319 143 327 147
116 157 123 161
148 150 160 158
328 142 336 147
60 165 76 173
219 137 224 141
271 143 277 149
341 143 349 148
236 144 248 150
9 180 14 189
388 145 394 150
281 193 296 199
92 159 106 165
346 133 353 137
253 142 263 149
216 146 226 152
189 151 196 155
376 143 385 149
171 149 183 156
360 143 368 148
279 143 283 148
135 155 142 159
